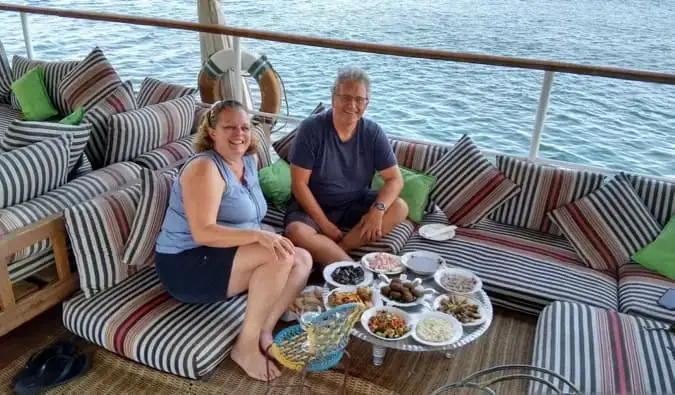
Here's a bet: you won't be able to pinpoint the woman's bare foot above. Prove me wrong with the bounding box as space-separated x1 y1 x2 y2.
260 331 274 355
231 343 280 381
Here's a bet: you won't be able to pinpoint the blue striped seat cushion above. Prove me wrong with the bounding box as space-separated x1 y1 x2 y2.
2 119 92 174
0 134 72 209
403 209 618 314
1 162 143 278
619 263 675 324
530 301 674 394
63 266 246 379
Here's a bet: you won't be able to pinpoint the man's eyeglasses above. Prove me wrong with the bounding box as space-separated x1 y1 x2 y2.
335 94 369 106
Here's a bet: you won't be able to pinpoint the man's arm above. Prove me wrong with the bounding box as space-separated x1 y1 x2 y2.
374 164 404 210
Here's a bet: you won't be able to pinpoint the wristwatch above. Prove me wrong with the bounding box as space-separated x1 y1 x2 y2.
373 202 386 211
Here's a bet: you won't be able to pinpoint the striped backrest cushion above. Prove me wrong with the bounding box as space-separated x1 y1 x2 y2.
252 123 272 170
83 81 138 169
134 134 196 171
10 55 80 115
137 77 197 108
123 168 177 267
64 184 142 298
2 119 92 174
191 102 210 135
623 172 674 227
0 134 71 209
0 41 11 104
104 95 195 166
489 156 607 236
426 134 521 226
272 102 325 161
388 137 451 172
548 174 662 271
59 47 122 113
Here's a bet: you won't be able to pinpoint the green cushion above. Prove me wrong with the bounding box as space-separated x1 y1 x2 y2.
258 159 292 211
372 166 437 223
59 107 85 125
11 66 59 121
632 216 675 280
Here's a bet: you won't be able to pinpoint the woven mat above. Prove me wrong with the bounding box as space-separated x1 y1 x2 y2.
0 329 396 395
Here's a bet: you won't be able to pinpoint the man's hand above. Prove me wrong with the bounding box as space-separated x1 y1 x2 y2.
320 221 344 242
358 209 384 242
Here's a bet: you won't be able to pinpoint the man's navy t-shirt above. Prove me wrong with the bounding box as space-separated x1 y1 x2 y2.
288 110 397 209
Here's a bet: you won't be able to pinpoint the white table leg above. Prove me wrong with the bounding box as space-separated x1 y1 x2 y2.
372 345 387 366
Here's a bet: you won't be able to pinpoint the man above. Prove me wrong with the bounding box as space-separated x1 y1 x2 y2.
284 66 408 268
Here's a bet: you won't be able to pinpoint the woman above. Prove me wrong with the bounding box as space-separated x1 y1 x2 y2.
155 100 312 382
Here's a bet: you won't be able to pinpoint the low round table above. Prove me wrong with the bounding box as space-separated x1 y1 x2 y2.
327 270 494 366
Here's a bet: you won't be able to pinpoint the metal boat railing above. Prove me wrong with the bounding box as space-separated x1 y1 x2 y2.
1 3 673 181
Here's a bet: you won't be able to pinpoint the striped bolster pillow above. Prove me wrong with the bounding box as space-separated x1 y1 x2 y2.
104 95 195 166
2 119 92 174
548 174 663 271
0 134 72 209
137 77 197 108
122 168 177 267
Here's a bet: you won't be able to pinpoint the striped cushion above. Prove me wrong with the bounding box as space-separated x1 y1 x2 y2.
624 173 674 228
403 211 618 314
62 266 246 379
252 123 272 170
0 134 71 209
133 134 196 170
619 263 675 324
192 102 210 135
530 301 674 395
2 119 92 173
349 220 415 260
137 77 197 108
8 248 60 283
0 162 143 263
548 174 662 271
10 55 80 115
426 135 521 226
262 206 286 231
58 47 122 113
68 153 93 180
489 156 606 235
0 41 11 104
271 103 325 161
104 95 195 166
0 104 22 135
83 81 138 169
388 138 451 172
122 169 177 267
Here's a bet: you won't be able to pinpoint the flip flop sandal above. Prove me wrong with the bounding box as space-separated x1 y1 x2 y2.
12 353 91 395
11 342 79 390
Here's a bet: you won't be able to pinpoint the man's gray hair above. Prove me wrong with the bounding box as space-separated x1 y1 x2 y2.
331 66 370 96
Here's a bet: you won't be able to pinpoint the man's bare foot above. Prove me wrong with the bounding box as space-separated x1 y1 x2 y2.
260 331 274 355
231 344 280 381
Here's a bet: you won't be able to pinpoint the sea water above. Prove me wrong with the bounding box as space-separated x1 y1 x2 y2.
0 0 673 177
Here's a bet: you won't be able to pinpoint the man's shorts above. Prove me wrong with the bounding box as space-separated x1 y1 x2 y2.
283 190 378 232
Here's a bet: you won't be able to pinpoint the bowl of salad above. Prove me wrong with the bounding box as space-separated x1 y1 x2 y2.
360 306 414 341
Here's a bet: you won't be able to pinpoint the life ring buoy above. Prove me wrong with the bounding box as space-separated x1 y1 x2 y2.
198 48 282 126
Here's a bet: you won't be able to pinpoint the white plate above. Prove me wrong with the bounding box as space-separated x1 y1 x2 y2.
433 294 487 328
360 306 414 342
419 223 456 241
412 312 463 346
323 286 382 309
434 267 483 295
281 285 326 322
323 261 373 288
361 252 406 275
377 282 427 307
400 251 445 275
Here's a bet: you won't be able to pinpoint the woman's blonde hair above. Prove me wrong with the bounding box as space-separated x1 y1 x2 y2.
193 99 259 154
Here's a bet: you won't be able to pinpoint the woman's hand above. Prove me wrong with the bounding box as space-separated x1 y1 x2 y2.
257 230 296 262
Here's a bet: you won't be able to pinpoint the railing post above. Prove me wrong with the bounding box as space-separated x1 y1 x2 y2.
20 12 34 60
232 36 242 103
528 71 555 161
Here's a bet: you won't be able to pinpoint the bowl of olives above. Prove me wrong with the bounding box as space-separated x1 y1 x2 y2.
378 277 428 307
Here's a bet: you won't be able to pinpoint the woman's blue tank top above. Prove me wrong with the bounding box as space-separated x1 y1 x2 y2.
155 150 267 254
